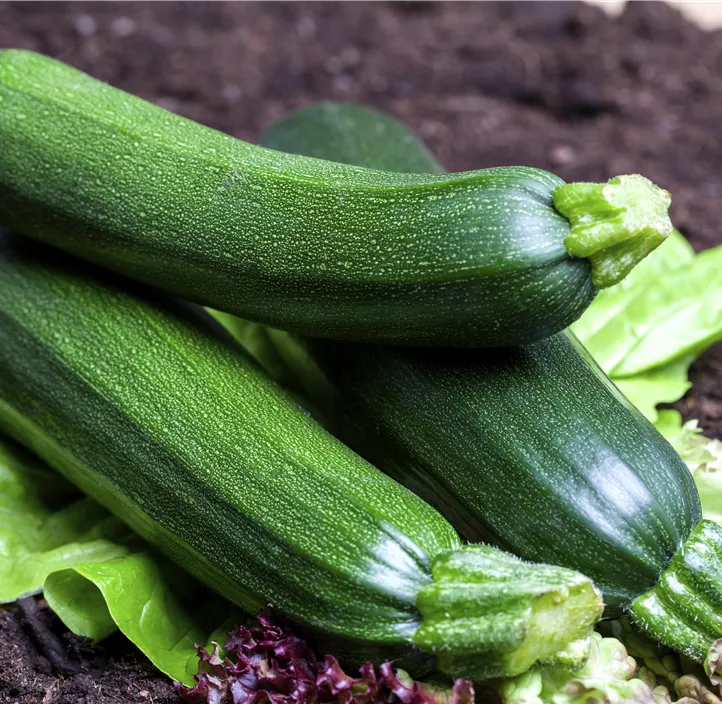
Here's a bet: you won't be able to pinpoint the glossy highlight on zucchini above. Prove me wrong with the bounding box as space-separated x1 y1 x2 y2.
0 231 603 680
0 49 671 347
257 102 722 662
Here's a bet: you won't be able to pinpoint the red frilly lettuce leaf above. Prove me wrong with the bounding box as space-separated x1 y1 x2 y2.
176 612 474 704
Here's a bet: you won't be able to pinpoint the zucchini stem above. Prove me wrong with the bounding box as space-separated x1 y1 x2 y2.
630 520 722 662
553 174 673 289
411 545 604 680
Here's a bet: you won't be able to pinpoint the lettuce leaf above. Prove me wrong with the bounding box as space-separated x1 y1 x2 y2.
498 633 655 704
0 433 239 685
45 553 240 685
573 231 722 423
655 412 722 527
613 358 693 424
599 246 722 377
572 230 692 348
0 437 132 602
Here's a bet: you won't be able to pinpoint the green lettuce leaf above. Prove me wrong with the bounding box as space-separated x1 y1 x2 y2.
613 358 693 424
498 633 655 704
655 413 722 527
573 230 722 423
0 436 132 602
575 234 722 379
595 617 720 704
571 229 694 363
602 246 722 377
0 433 238 685
44 553 240 685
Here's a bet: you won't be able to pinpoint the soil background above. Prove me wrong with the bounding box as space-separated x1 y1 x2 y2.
1 1 722 702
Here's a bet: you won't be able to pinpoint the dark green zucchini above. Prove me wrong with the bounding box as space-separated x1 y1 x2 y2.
0 230 603 679
258 103 722 662
0 50 672 347
261 101 444 175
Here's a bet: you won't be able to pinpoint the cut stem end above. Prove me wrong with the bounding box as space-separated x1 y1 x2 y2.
411 545 603 681
553 174 673 289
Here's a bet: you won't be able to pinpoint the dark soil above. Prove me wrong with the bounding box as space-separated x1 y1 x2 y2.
0 600 181 703
0 1 721 701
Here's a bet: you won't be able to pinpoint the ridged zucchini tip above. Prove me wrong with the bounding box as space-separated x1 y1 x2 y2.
630 520 722 662
553 173 673 289
415 545 603 680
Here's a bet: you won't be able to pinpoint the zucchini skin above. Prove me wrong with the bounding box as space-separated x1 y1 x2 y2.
259 103 722 660
0 232 603 678
259 105 698 610
304 333 701 612
0 232 454 658
0 49 595 348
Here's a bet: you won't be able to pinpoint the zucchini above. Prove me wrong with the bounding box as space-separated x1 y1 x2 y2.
0 49 672 348
0 230 603 680
258 103 722 662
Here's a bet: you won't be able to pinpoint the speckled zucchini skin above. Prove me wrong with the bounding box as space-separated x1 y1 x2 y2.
0 232 605 678
0 49 595 347
0 232 456 666
258 103 705 623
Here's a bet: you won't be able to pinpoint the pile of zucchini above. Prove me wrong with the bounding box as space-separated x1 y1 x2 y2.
0 48 720 687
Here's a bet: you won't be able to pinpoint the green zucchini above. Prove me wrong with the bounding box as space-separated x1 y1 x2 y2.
0 50 672 348
0 230 603 679
258 103 722 662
